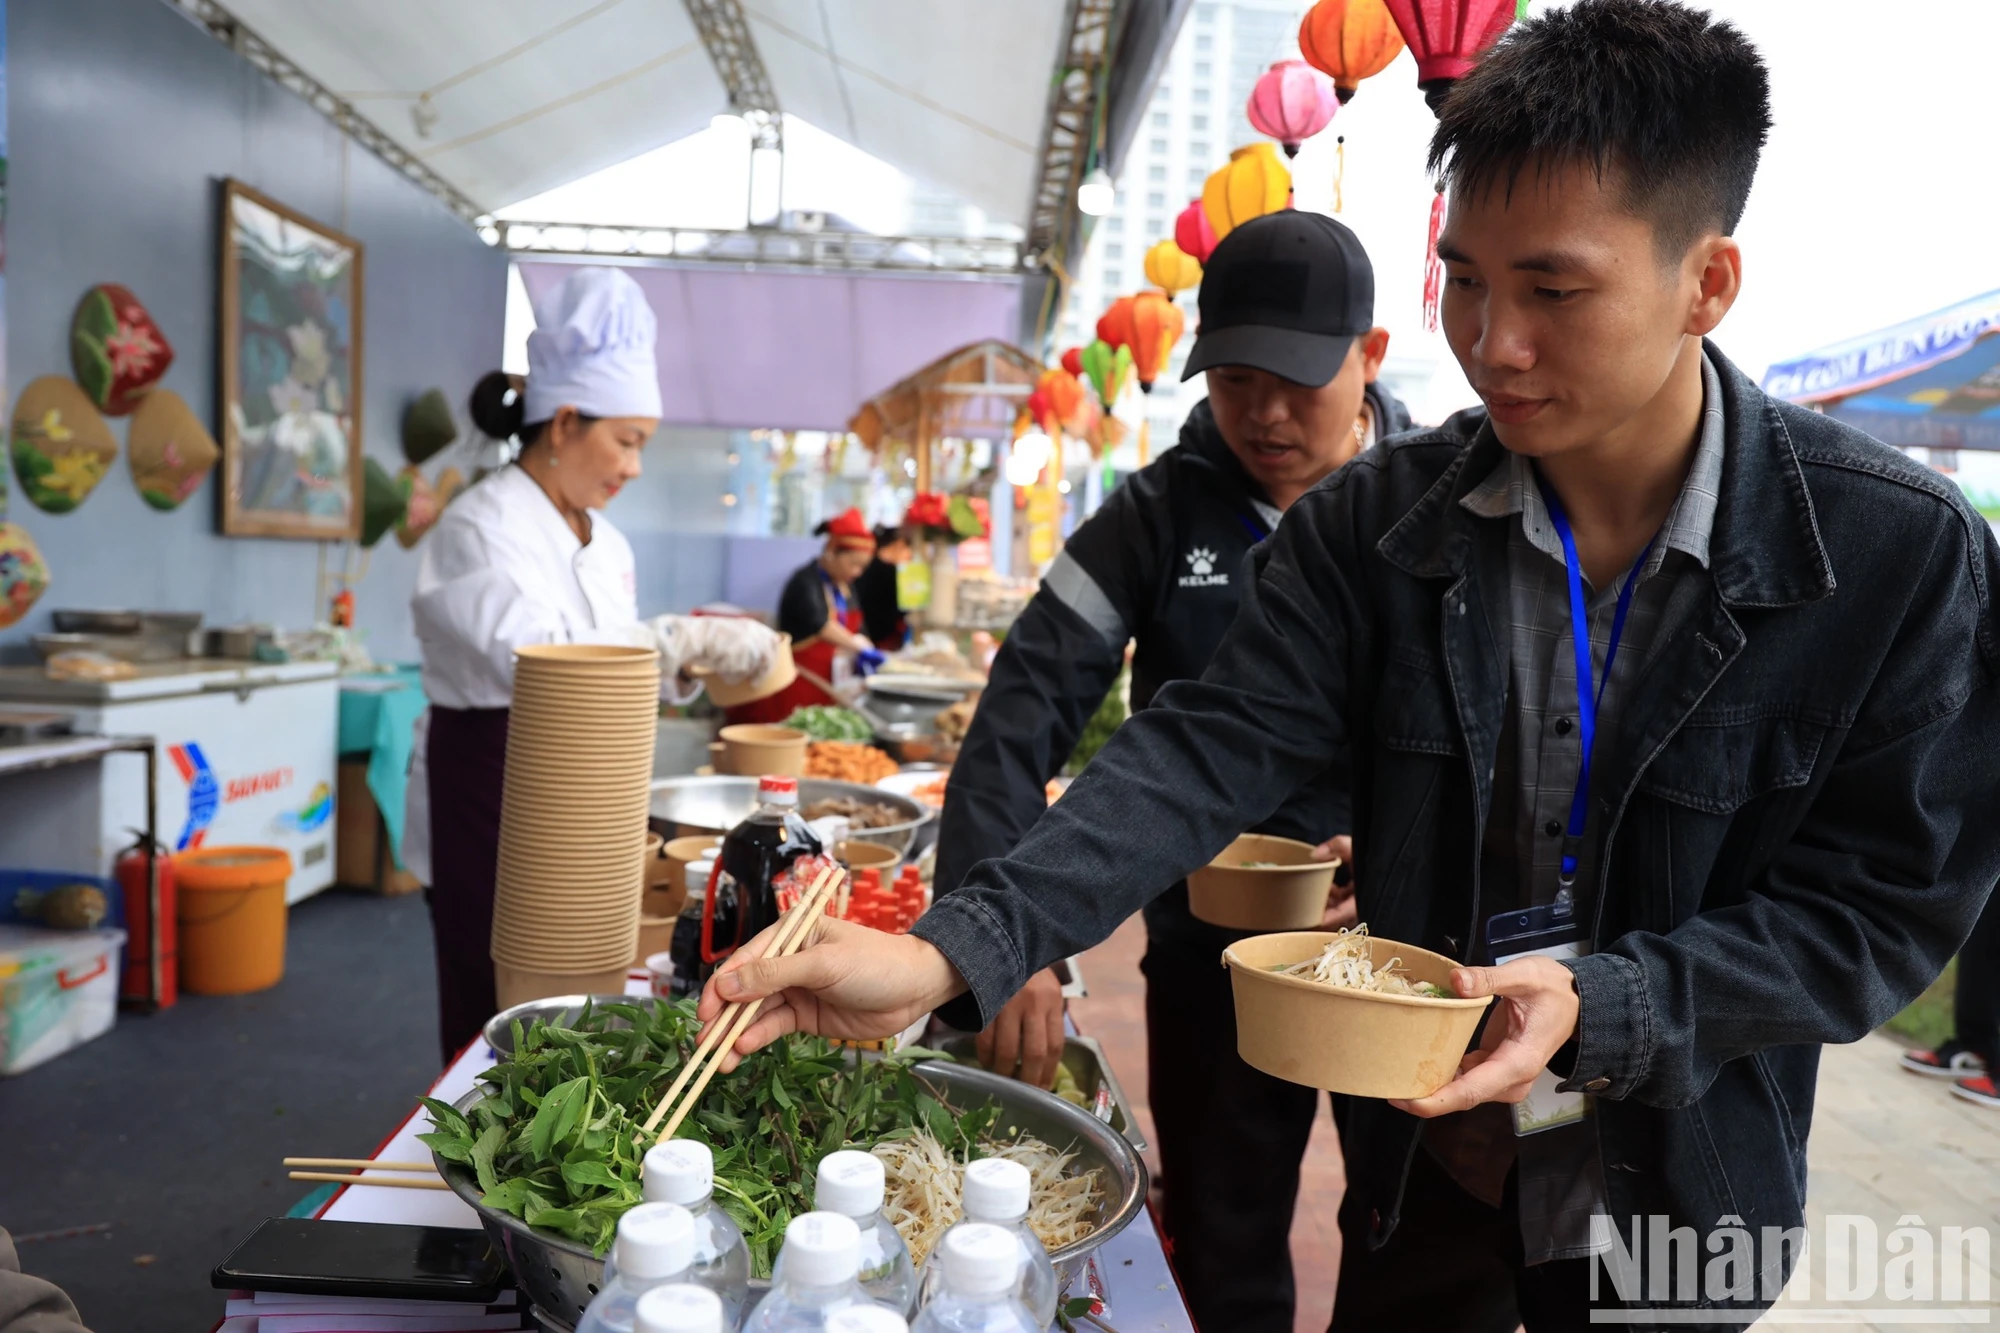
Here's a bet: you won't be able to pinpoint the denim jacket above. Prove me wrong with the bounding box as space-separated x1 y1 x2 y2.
913 342 2000 1306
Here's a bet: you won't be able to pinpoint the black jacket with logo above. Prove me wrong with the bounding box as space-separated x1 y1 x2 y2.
934 384 1412 962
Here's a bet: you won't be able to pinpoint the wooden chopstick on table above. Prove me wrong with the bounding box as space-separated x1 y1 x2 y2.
287 1170 451 1191
640 863 846 1143
284 1157 439 1173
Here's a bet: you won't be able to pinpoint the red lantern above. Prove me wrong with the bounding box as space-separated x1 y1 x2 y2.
1382 0 1514 114
1174 199 1217 264
1299 0 1407 103
1060 346 1085 377
1246 61 1339 158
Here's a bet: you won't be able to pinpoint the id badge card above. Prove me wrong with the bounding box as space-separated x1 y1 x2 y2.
1485 903 1590 1136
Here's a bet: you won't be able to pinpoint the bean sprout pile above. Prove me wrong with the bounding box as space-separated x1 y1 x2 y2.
1276 926 1453 998
872 1130 1107 1267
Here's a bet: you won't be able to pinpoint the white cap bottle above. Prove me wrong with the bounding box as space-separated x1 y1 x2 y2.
574 1205 699 1333
908 1225 1037 1333
825 1308 909 1333
778 1210 862 1288
644 1139 715 1206
616 1203 697 1282
815 1150 917 1316
927 1160 1055 1329
961 1159 1030 1223
639 1138 752 1324
814 1150 886 1216
633 1285 726 1333
938 1224 1019 1297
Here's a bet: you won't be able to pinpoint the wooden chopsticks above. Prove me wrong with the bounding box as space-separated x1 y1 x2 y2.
284 1157 448 1190
288 1170 451 1191
640 863 846 1144
285 1157 438 1172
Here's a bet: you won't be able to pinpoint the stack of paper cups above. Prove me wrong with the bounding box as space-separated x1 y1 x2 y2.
491 643 661 1007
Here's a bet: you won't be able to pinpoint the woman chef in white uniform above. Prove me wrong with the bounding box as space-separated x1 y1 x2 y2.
406 266 777 1060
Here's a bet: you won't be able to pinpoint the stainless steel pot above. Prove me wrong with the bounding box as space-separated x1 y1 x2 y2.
648 775 936 861
434 1057 1147 1328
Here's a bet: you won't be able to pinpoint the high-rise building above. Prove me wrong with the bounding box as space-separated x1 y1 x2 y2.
1058 0 1305 467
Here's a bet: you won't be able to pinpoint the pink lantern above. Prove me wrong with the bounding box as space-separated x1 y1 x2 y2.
1174 198 1217 264
1246 60 1339 158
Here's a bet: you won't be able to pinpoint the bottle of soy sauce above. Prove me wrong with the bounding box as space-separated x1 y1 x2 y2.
672 775 821 997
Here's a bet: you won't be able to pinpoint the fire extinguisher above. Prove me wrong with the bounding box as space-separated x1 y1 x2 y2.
114 832 177 1010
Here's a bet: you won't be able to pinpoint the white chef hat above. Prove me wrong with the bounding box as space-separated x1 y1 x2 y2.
523 266 662 423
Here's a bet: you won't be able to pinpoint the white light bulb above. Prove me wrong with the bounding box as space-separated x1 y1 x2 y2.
1077 168 1116 217
1057 479 1072 494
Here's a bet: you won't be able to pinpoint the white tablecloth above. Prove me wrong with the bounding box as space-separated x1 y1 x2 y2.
321 974 1193 1331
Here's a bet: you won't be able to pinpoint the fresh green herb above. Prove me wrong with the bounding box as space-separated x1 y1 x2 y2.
783 705 874 743
1414 982 1454 999
419 1001 998 1274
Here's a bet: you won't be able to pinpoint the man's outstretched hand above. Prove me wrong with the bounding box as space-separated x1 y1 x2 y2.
1310 834 1356 930
695 917 967 1071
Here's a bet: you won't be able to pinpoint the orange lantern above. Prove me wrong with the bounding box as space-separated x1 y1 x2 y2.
1096 295 1137 353
1126 291 1186 394
1035 368 1086 437
1299 0 1407 103
1201 144 1291 245
1143 239 1203 297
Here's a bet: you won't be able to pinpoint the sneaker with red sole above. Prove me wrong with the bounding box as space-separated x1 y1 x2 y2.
1901 1040 1987 1079
1951 1074 2000 1109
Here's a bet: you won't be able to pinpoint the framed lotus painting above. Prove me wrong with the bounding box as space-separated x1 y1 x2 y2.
218 179 364 538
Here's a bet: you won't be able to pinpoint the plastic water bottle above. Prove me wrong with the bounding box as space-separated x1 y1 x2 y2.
814 1150 917 1316
744 1212 878 1333
576 1204 698 1333
909 1225 1039 1333
643 1139 752 1324
825 1308 909 1333
633 1285 727 1333
930 1158 1056 1327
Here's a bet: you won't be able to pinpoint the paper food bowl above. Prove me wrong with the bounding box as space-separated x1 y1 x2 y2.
717 723 807 777
1186 833 1337 930
1222 931 1493 1099
835 839 901 872
492 959 633 1008
691 632 796 708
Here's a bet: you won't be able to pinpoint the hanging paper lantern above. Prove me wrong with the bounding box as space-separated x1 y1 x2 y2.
1246 61 1339 158
1079 339 1133 413
1201 144 1291 245
1125 291 1187 394
1035 368 1086 438
1382 0 1515 114
1174 199 1218 265
1143 239 1203 297
1299 0 1407 103
1096 295 1136 353
1060 346 1085 377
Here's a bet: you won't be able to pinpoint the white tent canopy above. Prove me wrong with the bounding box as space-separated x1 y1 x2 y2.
221 0 1071 224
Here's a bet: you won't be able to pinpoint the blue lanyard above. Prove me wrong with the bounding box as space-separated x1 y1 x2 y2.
1533 471 1657 897
1236 511 1270 544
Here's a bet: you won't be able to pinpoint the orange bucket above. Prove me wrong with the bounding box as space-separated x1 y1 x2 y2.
175 846 293 995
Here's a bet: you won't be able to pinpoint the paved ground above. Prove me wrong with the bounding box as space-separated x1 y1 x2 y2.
0 889 440 1332
1069 915 2000 1333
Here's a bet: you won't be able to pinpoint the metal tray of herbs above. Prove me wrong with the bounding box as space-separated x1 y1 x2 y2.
434 1053 1144 1328
933 1034 1146 1153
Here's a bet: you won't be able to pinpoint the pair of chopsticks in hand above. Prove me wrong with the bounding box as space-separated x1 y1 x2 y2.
640 864 847 1145
284 1158 447 1191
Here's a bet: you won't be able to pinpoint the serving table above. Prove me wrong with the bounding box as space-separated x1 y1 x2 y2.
316 974 1195 1332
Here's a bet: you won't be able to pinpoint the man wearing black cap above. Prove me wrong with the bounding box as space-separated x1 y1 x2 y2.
932 211 1410 1333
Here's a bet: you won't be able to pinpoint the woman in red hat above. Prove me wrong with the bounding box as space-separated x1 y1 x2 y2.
729 508 882 722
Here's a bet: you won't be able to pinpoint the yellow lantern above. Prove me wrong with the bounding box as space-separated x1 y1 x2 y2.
1143 238 1203 296
1201 143 1291 244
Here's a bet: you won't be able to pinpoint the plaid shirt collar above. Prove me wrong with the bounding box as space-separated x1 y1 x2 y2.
1459 353 1727 581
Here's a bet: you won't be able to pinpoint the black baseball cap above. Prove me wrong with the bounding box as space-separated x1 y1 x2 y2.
1181 211 1376 388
